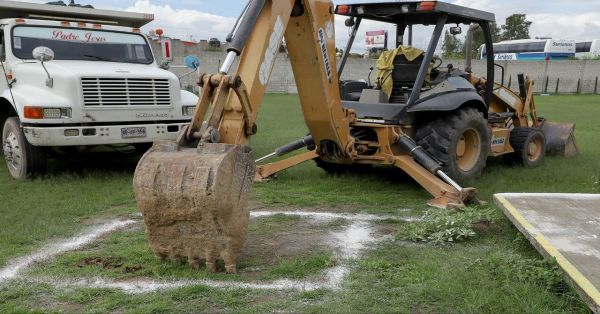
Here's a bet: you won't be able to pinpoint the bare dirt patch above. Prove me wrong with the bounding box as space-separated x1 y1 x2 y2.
243 216 332 264
76 256 124 269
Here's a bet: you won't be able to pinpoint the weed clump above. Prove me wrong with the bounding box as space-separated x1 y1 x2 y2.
398 207 497 244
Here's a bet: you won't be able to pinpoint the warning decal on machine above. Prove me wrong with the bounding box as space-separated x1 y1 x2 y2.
318 28 332 83
259 16 285 86
491 135 506 146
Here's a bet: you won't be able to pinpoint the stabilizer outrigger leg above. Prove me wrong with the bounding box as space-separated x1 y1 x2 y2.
254 135 318 181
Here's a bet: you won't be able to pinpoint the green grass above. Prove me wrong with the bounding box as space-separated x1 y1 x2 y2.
0 94 598 313
267 254 335 279
0 167 137 267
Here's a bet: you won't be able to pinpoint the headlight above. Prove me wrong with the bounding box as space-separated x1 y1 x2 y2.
24 106 71 119
182 106 196 116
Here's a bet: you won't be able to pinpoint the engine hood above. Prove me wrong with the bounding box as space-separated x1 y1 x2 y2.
8 60 189 124
12 60 176 80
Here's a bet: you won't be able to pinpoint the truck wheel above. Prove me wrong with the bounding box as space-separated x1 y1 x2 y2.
505 127 546 167
2 117 47 180
415 107 490 183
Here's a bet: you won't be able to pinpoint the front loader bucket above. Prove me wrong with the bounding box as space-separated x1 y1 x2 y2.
133 140 255 273
543 122 579 157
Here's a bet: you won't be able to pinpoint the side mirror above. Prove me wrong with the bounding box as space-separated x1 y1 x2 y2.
184 55 202 70
32 46 54 62
450 26 462 36
178 55 203 84
32 46 54 87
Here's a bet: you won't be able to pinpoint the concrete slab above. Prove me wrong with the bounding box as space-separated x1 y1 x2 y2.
494 193 600 313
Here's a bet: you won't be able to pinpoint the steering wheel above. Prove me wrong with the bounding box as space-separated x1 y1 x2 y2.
432 56 443 71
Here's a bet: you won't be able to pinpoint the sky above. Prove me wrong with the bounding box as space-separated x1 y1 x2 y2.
13 0 600 52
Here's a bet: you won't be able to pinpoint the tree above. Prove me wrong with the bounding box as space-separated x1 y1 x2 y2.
441 30 464 59
469 22 501 58
501 14 532 41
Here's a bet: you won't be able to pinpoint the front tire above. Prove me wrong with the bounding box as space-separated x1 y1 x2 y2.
505 127 546 167
2 117 47 180
415 107 490 183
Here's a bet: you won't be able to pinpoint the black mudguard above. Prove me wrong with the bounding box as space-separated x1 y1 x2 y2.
407 90 487 117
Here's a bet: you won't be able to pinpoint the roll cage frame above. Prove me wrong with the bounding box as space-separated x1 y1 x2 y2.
335 1 496 109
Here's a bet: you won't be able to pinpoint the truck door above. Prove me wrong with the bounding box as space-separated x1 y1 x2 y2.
0 28 10 92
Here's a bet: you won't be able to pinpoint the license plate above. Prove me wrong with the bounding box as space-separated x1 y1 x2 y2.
121 127 147 139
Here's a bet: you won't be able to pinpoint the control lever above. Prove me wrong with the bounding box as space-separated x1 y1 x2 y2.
367 67 374 87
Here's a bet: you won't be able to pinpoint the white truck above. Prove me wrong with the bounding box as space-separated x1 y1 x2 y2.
0 0 199 179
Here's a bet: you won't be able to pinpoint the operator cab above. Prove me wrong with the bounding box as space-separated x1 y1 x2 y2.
335 1 496 124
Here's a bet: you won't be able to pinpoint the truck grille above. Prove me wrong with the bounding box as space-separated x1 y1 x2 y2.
81 78 172 106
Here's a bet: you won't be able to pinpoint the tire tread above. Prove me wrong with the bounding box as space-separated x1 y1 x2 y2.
414 107 490 183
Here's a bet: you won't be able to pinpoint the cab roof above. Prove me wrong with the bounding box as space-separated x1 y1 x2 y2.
335 1 495 25
0 0 153 28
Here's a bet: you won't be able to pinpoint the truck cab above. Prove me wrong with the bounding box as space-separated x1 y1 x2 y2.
0 1 198 179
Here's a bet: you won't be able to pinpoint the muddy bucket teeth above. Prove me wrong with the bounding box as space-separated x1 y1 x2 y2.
543 122 579 157
133 140 256 273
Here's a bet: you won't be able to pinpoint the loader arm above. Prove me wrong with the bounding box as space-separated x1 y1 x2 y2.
194 0 354 158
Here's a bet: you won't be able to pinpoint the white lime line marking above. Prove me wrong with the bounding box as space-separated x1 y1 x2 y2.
2 210 400 293
0 220 136 283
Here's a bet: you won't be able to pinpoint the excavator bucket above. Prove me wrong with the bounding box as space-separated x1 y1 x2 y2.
133 140 255 273
543 122 578 157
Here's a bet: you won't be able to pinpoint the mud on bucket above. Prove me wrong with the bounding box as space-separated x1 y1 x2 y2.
133 140 256 273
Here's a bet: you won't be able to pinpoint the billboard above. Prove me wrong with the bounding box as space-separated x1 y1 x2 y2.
366 30 387 49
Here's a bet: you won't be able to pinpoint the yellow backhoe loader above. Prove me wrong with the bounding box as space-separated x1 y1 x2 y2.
133 0 577 272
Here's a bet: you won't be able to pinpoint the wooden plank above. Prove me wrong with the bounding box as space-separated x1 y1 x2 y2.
494 193 600 313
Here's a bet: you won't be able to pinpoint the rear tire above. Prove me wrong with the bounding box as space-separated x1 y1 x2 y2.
415 107 490 183
505 127 546 167
2 117 47 180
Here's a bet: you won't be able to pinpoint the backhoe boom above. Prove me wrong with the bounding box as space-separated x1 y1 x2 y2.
133 0 475 273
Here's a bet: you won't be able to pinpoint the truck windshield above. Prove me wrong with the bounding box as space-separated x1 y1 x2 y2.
11 26 154 64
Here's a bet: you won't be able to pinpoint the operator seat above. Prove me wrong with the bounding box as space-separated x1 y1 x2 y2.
389 54 424 103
